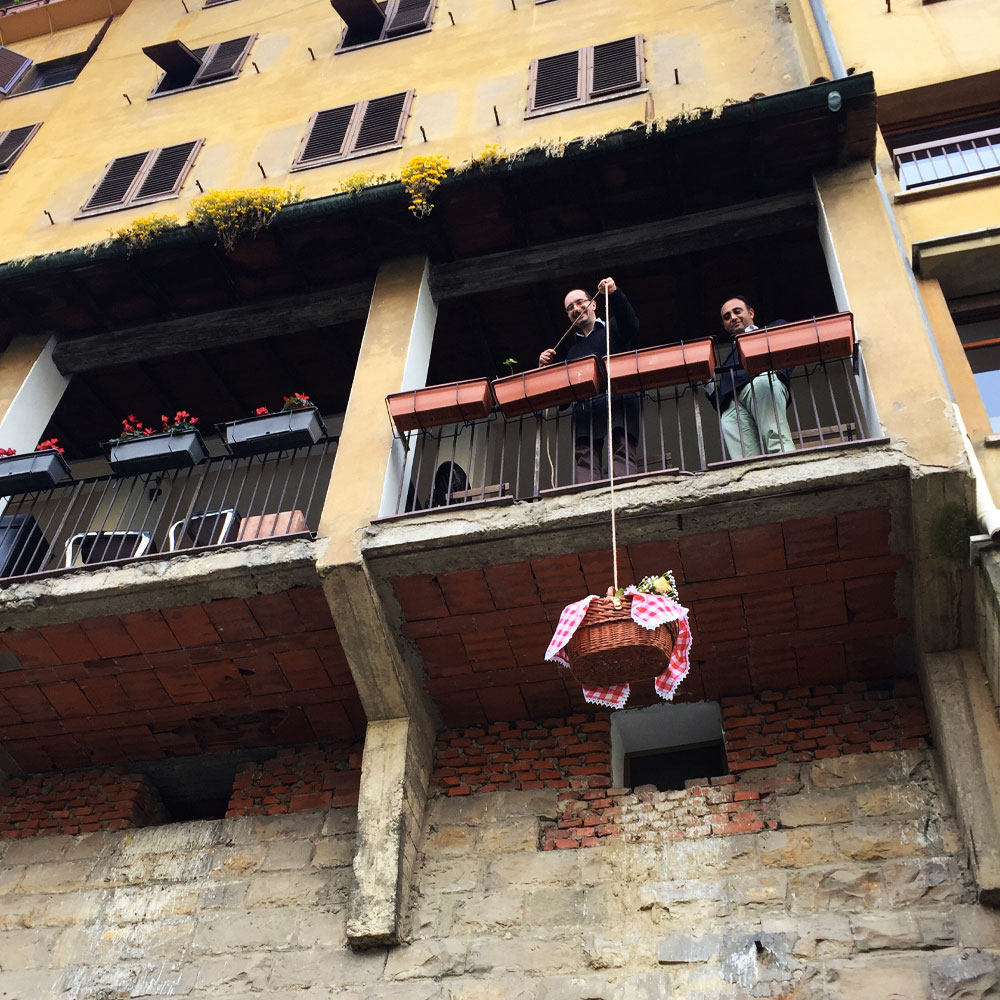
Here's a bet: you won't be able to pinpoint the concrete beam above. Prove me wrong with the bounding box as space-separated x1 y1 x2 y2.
316 256 439 947
0 334 69 452
921 649 1000 905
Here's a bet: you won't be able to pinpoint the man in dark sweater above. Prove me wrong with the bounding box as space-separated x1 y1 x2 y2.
538 276 640 482
708 295 793 458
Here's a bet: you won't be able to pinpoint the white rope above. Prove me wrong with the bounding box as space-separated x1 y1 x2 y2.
605 282 619 598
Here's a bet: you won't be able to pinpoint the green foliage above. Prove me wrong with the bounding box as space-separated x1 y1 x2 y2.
109 214 181 253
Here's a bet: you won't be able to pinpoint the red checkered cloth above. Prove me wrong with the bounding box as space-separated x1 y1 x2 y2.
545 589 693 709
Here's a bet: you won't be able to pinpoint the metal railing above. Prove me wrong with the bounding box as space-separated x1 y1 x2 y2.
389 350 878 516
894 127 1000 190
0 438 337 583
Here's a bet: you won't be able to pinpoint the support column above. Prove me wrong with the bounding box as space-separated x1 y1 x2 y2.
0 335 70 449
316 256 438 947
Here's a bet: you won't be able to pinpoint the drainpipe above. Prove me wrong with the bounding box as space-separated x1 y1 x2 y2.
807 0 846 78
954 404 1000 542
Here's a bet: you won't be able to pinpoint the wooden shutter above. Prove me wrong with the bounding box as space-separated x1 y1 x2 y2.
351 91 409 152
133 140 201 201
0 124 40 173
82 152 149 211
0 46 32 95
530 50 583 111
384 0 434 38
196 35 254 83
298 105 356 165
589 36 642 97
330 0 386 41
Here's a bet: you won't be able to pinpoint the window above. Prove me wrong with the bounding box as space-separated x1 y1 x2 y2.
0 19 110 98
333 0 435 49
0 123 40 175
527 36 644 117
79 140 203 216
956 308 1000 432
890 115 1000 191
143 35 256 96
293 91 412 170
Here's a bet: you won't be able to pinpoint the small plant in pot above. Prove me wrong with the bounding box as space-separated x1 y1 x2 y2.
105 410 208 475
222 392 327 457
0 438 71 496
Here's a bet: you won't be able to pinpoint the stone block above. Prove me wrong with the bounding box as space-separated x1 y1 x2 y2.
480 815 540 853
856 784 933 817
653 835 757 880
59 957 199 998
881 857 972 907
850 911 921 951
808 749 927 789
191 908 300 955
452 890 523 932
198 880 250 910
519 975 618 1000
758 827 838 868
321 808 358 837
422 856 487 894
312 836 355 869
953 904 1000 948
832 818 937 861
0 865 25 894
930 951 1000 1000
18 860 94 894
657 934 720 963
296 905 348 950
268 947 387 989
423 825 479 855
191 954 275 996
442 979 535 1000
524 887 585 926
761 913 853 959
0 926 62 970
788 865 883 913
261 840 315 871
384 938 466 981
117 820 222 858
778 792 852 828
725 870 788 905
583 933 631 970
637 879 731 921
466 938 581 976
103 884 202 925
225 811 325 844
486 850 578 889
0 836 68 866
817 957 931 999
243 870 326 907
209 845 266 876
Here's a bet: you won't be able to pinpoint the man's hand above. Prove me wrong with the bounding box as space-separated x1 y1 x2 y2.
538 348 557 367
596 276 617 296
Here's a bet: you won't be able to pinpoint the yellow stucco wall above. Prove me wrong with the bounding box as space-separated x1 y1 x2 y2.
823 0 1000 95
0 0 807 261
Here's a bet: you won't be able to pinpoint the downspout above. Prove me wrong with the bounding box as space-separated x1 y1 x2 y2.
807 0 846 78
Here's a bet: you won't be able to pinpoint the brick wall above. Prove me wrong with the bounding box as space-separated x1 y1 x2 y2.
0 768 167 839
432 680 930 850
226 742 363 817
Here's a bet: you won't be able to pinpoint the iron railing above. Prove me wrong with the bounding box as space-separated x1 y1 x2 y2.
389 350 878 516
0 438 337 582
894 127 1000 190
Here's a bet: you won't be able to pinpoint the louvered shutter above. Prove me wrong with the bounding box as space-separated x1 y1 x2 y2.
351 92 408 152
299 105 355 165
134 140 200 201
0 124 39 173
384 0 433 38
196 35 254 83
0 46 32 95
83 152 149 211
530 50 583 110
589 36 641 97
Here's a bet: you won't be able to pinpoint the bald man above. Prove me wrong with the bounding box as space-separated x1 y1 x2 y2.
538 277 640 482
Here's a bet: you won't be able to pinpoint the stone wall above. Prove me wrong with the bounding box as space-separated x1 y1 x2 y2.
0 747 998 998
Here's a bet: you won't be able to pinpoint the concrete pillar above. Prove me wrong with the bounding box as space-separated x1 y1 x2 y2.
316 256 438 947
0 335 70 451
921 649 1000 904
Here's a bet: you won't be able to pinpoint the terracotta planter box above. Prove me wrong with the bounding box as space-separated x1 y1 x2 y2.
107 429 208 475
223 407 326 456
0 450 71 496
608 339 717 394
492 357 604 418
734 312 855 376
386 379 494 433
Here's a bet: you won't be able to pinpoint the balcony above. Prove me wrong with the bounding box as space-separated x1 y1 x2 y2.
0 438 337 581
384 342 879 517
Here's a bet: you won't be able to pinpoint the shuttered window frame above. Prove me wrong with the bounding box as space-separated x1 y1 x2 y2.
149 34 256 99
526 35 646 119
77 139 204 218
336 0 437 51
292 91 413 171
0 123 41 175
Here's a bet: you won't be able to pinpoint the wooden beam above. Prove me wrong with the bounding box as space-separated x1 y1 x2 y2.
429 192 817 301
52 281 375 375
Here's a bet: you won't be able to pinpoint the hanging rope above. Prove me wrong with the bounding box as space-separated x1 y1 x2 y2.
604 282 620 601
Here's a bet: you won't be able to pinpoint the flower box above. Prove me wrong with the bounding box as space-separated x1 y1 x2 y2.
734 312 855 376
0 450 71 496
107 429 208 475
386 379 494 433
222 407 326 457
492 357 604 418
608 339 717 394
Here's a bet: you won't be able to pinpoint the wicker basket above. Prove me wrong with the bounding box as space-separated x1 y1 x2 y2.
564 595 678 687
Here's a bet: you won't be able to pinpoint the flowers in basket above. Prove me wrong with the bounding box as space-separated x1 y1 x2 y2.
252 392 313 417
0 438 64 457
545 569 692 710
115 411 199 443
